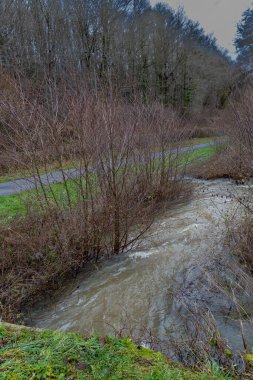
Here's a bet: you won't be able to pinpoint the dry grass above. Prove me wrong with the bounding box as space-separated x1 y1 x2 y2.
190 86 253 181
190 147 253 181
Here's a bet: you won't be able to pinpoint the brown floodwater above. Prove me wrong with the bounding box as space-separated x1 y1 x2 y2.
27 179 253 351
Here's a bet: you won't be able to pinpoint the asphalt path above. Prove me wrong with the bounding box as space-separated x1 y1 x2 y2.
0 142 221 197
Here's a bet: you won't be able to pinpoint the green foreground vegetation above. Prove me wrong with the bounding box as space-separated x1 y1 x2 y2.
0 145 219 221
0 324 229 380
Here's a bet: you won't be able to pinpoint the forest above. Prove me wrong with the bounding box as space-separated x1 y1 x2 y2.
1 1 253 379
0 0 233 110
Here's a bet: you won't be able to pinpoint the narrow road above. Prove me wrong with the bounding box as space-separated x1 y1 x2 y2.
0 142 220 197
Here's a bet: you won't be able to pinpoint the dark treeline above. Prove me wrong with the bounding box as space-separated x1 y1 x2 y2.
0 0 233 113
235 6 253 72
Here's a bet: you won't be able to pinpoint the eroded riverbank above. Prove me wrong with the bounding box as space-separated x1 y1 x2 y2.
27 179 253 352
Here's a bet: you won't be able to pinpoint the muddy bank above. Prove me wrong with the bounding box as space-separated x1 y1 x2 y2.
27 179 253 352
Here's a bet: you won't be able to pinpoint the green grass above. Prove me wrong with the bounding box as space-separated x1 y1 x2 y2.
0 138 218 185
151 145 220 171
0 324 230 380
0 145 221 221
180 145 219 165
0 193 28 220
0 177 93 221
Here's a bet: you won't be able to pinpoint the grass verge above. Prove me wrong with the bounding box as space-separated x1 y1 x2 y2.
0 138 218 185
0 323 229 380
0 177 92 221
0 160 78 184
0 145 220 221
179 145 219 165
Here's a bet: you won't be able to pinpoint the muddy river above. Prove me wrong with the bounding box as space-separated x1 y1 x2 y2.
27 179 253 352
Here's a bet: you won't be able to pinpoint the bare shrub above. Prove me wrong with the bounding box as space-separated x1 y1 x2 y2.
0 83 192 321
0 200 135 321
232 218 253 274
218 86 253 278
191 85 253 180
190 147 245 180
189 111 224 139
227 191 253 275
226 86 253 165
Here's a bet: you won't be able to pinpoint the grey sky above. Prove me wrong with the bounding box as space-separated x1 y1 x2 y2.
150 0 253 56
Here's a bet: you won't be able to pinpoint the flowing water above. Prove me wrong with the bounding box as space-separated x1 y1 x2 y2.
27 179 253 351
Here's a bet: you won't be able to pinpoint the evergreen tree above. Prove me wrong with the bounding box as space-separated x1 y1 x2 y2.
235 8 253 71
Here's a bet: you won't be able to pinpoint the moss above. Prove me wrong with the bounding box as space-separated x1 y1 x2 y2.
0 324 230 379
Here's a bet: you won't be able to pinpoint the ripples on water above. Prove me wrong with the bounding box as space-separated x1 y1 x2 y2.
27 179 253 351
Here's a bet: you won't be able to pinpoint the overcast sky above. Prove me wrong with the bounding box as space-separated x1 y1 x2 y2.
150 0 253 56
